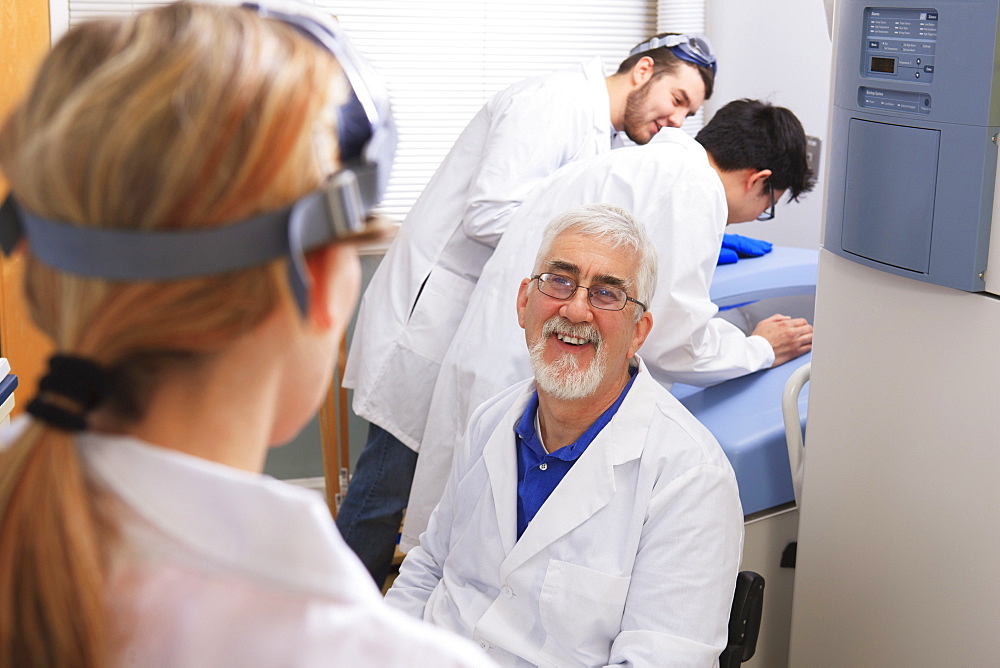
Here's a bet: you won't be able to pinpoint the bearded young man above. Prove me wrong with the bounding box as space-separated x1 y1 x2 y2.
385 205 744 668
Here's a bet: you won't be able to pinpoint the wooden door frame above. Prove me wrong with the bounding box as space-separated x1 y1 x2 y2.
0 0 53 414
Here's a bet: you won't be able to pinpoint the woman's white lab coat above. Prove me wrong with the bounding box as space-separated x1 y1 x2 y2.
343 57 612 451
402 130 772 550
386 358 744 668
36 427 492 667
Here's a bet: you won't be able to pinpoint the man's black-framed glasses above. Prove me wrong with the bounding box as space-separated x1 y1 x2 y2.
757 181 776 221
531 273 648 312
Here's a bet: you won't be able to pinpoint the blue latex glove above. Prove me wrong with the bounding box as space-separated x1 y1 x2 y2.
722 233 773 258
718 246 739 265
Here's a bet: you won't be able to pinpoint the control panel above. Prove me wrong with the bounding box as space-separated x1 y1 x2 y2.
824 0 1000 293
862 8 937 83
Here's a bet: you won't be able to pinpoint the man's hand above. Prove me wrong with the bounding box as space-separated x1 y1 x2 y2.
751 313 813 367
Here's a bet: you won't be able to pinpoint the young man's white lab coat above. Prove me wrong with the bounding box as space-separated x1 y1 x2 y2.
385 357 744 667
343 57 613 452
402 129 772 549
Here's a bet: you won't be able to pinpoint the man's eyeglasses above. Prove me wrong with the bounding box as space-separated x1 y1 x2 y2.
531 273 648 312
757 181 776 222
629 34 717 76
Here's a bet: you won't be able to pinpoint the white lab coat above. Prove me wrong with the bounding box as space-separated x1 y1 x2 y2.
386 357 744 668
402 129 773 549
49 426 492 667
343 57 613 451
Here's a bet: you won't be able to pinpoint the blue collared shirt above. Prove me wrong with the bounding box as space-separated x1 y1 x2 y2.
514 366 638 539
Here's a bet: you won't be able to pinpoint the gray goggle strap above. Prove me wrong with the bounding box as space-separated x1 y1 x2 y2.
0 169 364 317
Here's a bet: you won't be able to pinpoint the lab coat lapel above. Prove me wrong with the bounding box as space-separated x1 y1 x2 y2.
483 386 534 557
499 360 655 577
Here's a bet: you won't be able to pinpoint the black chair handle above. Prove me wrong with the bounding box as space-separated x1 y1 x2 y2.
719 570 765 667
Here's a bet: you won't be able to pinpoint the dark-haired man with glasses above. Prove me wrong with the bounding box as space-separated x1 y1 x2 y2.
386 204 743 667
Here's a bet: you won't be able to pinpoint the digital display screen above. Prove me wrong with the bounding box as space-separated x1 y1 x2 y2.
871 56 896 74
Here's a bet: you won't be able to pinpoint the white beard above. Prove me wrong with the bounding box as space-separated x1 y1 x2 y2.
528 317 607 401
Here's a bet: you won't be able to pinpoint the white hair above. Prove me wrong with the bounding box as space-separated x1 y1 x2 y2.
533 204 657 321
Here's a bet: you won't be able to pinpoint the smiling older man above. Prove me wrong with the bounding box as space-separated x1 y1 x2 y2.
385 205 744 668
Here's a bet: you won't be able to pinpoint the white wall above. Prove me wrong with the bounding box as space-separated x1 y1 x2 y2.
706 0 833 249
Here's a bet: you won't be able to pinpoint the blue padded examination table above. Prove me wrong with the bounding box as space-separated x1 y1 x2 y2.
670 246 817 516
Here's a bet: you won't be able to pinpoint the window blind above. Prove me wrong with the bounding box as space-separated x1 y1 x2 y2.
49 1 709 222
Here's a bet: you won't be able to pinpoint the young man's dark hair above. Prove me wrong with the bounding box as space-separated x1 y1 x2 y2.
616 33 715 100
696 98 815 201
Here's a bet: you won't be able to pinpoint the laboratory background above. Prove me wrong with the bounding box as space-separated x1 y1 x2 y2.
2 0 999 666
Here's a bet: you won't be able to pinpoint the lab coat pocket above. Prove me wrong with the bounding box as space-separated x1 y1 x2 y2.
538 559 631 666
401 267 475 364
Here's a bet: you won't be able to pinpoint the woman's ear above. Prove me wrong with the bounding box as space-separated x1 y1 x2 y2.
303 244 360 331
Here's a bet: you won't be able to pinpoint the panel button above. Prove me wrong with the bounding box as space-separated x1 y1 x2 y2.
924 65 934 73
869 40 880 49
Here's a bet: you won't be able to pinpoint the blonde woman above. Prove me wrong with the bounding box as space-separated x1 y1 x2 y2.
0 2 490 666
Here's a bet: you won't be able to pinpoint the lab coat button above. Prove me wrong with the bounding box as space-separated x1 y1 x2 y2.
501 585 514 599
539 462 548 471
478 640 490 650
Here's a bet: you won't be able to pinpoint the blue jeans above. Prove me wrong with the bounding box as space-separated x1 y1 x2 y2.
335 423 418 589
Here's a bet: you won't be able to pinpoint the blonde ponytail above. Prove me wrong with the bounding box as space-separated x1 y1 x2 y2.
0 424 114 666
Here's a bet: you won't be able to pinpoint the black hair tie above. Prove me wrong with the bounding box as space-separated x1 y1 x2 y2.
27 354 108 432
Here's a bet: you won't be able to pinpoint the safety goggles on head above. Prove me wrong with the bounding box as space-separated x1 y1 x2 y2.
0 0 397 318
629 33 717 76
242 1 396 211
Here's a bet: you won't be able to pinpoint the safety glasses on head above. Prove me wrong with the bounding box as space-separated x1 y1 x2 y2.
242 1 396 212
629 33 717 76
0 0 396 318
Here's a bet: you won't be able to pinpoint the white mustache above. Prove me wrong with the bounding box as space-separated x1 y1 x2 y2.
541 316 601 349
